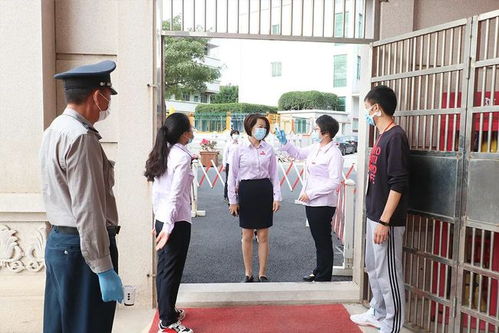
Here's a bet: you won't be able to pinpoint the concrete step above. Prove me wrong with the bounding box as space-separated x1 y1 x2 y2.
177 281 360 307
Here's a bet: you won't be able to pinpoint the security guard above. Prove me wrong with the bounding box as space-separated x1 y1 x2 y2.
40 60 124 333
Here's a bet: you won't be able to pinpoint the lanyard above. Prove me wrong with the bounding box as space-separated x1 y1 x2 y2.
372 120 395 150
175 144 194 162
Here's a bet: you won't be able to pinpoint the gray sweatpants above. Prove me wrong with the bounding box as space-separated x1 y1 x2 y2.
365 218 406 333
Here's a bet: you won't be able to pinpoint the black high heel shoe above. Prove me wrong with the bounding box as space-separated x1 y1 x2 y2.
242 275 254 283
303 273 315 282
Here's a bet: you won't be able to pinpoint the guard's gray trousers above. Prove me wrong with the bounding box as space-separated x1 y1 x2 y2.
366 218 406 333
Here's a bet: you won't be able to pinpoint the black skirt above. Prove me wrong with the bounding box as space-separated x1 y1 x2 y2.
238 178 274 229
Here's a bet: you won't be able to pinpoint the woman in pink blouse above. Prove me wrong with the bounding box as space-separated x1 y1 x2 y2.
144 113 195 333
228 114 282 282
276 115 343 282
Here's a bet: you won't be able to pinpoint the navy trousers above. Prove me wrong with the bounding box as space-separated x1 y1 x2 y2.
43 228 118 333
305 206 336 281
155 220 191 326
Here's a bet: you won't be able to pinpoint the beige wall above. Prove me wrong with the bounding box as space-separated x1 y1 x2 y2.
414 0 499 30
380 0 499 39
379 0 416 40
0 2 55 332
0 0 157 332
115 0 156 308
0 1 55 193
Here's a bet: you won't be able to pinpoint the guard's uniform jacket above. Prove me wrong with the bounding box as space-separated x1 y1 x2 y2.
40 107 118 273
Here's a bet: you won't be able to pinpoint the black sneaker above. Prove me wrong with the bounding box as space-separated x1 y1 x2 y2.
158 321 193 333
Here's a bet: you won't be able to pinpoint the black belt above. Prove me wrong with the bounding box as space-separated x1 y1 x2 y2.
52 225 121 237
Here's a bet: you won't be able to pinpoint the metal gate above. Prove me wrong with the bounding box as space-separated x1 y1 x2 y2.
369 9 499 333
163 0 380 43
154 0 381 299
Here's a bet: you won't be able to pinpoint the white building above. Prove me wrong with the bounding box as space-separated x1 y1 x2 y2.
229 39 365 136
165 42 222 114
214 0 367 136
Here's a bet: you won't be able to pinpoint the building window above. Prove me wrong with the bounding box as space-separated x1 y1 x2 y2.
201 94 208 103
271 62 282 77
295 118 308 134
182 93 190 101
272 24 280 35
193 95 200 103
333 55 347 87
357 13 363 38
352 118 359 132
337 97 346 111
334 12 349 37
356 56 361 80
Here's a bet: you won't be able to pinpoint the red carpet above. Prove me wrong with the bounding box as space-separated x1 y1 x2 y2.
149 304 362 333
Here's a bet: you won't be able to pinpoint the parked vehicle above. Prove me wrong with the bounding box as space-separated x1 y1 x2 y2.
334 136 357 155
342 135 358 152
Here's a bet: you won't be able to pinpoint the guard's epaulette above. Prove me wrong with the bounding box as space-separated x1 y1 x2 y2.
80 122 102 139
85 125 99 134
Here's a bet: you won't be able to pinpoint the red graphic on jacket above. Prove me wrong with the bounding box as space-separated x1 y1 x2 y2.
369 145 381 184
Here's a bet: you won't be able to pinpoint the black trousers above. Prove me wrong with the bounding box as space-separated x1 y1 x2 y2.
155 220 191 326
305 206 336 281
224 163 229 200
43 228 118 333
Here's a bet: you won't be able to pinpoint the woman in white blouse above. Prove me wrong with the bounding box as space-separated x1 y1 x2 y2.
222 129 240 201
228 114 282 282
276 115 343 282
144 113 195 333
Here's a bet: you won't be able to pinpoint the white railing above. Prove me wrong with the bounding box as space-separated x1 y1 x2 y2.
332 164 356 276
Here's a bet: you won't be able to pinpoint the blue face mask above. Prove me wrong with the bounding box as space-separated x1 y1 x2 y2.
311 130 322 143
365 105 381 127
253 128 267 141
365 113 376 127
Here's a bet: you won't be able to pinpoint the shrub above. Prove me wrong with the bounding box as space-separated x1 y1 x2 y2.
195 103 277 115
278 91 340 110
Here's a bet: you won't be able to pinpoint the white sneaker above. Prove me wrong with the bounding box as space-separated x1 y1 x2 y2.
350 308 382 329
158 321 194 333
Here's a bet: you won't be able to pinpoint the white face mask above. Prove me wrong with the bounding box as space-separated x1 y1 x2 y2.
232 134 240 141
95 92 111 122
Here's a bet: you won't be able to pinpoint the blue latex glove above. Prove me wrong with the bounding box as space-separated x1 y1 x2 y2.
97 269 124 303
275 129 287 145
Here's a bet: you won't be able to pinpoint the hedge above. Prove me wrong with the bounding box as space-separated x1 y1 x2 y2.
195 103 277 115
278 91 340 110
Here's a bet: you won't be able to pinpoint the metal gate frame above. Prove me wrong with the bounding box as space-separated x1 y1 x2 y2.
153 0 381 302
458 10 499 333
369 9 499 333
162 0 380 44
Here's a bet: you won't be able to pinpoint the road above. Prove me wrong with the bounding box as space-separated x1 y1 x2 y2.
181 153 357 283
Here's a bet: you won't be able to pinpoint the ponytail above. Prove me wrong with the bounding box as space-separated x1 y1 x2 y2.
144 126 171 182
144 113 192 182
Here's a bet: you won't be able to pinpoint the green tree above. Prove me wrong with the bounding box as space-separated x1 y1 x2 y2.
163 17 221 98
211 85 239 104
